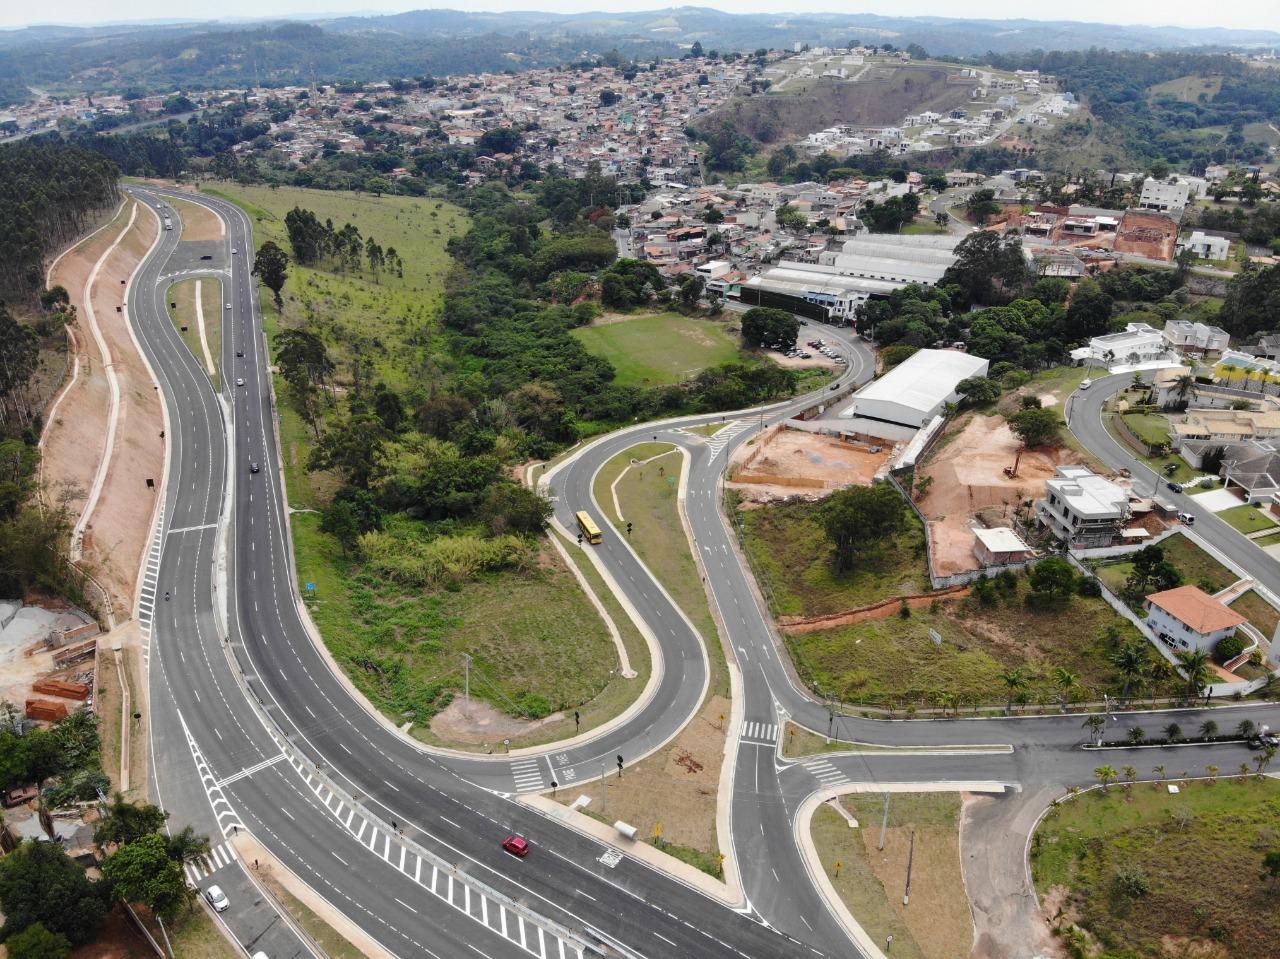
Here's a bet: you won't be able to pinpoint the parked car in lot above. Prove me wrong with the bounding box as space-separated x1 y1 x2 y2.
205 885 229 912
502 834 530 857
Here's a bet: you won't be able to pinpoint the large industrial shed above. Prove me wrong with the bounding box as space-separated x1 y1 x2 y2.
841 349 990 432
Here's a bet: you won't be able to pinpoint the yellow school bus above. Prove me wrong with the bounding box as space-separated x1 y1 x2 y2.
575 510 603 545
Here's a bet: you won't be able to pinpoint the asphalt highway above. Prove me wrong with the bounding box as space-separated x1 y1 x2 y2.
125 183 1280 959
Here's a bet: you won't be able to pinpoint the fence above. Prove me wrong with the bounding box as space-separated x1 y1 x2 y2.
1109 411 1165 458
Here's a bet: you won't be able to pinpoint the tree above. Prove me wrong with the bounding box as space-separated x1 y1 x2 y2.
956 376 1001 407
1028 557 1076 607
1094 764 1118 792
940 231 1030 306
252 240 289 309
1054 667 1079 708
1062 279 1114 342
274 329 334 395
1163 722 1183 742
1110 641 1148 702
476 484 552 535
164 826 211 864
1218 264 1280 340
94 794 167 847
965 188 1000 225
1262 850 1280 883
1127 726 1145 745
1176 648 1212 701
820 483 906 573
0 840 107 946
1199 719 1218 740
740 307 800 351
6 923 71 959
101 833 191 920
1083 714 1106 746
308 412 385 490
1237 719 1258 739
999 668 1028 712
319 499 361 556
1009 407 1062 448
1214 633 1245 663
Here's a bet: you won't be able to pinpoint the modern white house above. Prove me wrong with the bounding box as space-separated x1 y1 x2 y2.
1161 319 1229 356
1070 323 1178 369
1036 465 1131 548
1179 230 1231 261
1144 585 1245 655
840 348 990 432
1138 180 1190 216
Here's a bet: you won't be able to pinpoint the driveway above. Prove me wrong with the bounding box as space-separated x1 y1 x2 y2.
1189 486 1246 512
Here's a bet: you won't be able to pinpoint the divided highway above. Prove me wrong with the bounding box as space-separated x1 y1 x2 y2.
125 184 1280 959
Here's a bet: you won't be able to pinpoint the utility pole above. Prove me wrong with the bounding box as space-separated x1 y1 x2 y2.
600 761 607 814
878 793 890 851
903 829 916 906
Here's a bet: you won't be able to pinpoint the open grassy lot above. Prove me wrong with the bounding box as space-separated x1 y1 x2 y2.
205 182 467 390
593 442 729 696
1120 411 1172 448
1232 589 1280 639
162 905 240 959
1218 504 1279 535
166 277 222 388
788 588 1152 709
572 311 754 388
1147 73 1223 103
1031 777 1280 959
731 494 930 618
812 793 970 959
1094 533 1235 596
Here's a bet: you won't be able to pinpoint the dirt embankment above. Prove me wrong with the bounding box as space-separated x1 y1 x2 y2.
42 199 164 620
729 426 893 505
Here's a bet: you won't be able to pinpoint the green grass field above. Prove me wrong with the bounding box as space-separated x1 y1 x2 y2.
1120 412 1172 448
1218 504 1279 536
1095 533 1235 596
572 312 755 388
1147 73 1223 103
204 182 467 390
166 277 223 389
1031 778 1280 959
730 494 931 618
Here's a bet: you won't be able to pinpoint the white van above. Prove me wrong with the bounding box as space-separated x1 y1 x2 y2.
1079 379 1093 391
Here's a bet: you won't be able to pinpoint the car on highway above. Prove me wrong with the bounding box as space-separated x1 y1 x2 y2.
249 462 260 474
205 885 229 912
1179 511 1195 525
231 248 238 254
236 350 244 357
236 378 245 387
1079 379 1092 390
829 383 840 391
225 303 232 309
502 834 530 857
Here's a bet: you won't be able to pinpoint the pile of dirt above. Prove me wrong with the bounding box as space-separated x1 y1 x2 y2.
915 415 1080 576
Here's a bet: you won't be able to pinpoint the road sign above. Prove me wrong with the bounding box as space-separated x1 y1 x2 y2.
306 582 316 592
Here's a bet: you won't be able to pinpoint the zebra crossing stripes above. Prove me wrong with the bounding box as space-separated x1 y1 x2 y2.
703 419 754 458
741 721 778 744
510 757 546 793
183 842 238 883
801 758 848 788
137 502 166 642
177 708 244 838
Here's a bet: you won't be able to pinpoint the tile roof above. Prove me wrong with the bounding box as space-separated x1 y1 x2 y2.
1146 585 1246 634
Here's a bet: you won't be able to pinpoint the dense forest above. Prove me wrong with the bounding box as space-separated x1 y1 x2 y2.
0 140 120 302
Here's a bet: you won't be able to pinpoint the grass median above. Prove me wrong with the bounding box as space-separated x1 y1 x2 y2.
166 277 222 389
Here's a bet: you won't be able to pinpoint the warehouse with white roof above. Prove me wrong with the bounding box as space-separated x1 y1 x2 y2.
840 348 989 435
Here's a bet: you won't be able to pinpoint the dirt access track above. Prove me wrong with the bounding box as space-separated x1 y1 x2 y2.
914 415 1080 576
42 197 164 622
728 426 892 505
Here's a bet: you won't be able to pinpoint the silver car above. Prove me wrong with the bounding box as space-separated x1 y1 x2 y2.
205 885 229 912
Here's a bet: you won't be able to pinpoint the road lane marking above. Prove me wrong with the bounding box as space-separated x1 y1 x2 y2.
394 897 418 914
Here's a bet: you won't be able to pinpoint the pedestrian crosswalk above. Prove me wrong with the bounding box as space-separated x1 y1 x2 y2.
703 419 754 459
801 758 848 788
510 757 546 793
137 502 166 646
741 721 778 745
184 841 237 883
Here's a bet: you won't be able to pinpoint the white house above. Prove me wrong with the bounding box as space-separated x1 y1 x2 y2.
1036 465 1130 548
1070 323 1176 368
972 527 1034 566
1180 230 1231 261
1144 585 1245 655
1162 319 1230 356
1138 180 1190 215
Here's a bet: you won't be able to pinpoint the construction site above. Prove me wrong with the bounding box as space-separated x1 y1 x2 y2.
727 425 895 505
913 415 1081 576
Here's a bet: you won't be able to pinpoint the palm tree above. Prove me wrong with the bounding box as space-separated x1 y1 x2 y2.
1239 762 1251 781
1083 714 1106 746
1094 764 1119 792
165 825 212 864
1176 649 1212 702
1054 668 1079 710
1173 373 1194 402
1127 726 1146 745
1123 764 1137 785
1206 764 1219 784
1000 668 1028 712
1111 642 1148 702
1237 719 1258 740
1199 719 1218 741
1153 764 1166 784
1256 746 1277 778
1163 722 1183 742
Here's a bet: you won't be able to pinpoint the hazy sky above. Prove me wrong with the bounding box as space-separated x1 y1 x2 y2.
2 0 1276 31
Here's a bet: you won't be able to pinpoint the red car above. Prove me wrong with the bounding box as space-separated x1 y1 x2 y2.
502 834 530 857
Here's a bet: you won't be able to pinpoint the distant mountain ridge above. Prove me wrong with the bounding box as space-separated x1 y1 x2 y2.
0 6 1277 103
